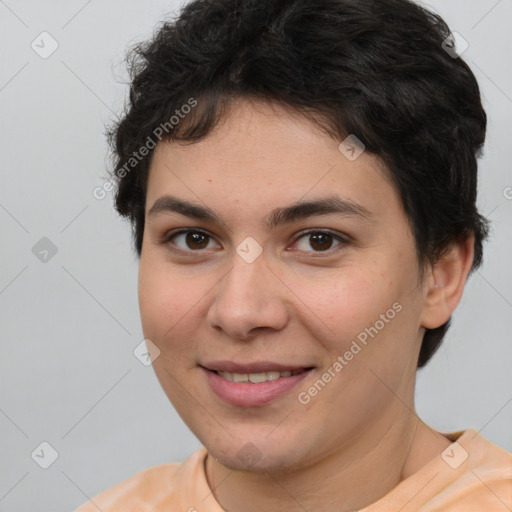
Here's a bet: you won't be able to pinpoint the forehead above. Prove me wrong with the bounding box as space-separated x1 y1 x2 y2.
145 99 401 224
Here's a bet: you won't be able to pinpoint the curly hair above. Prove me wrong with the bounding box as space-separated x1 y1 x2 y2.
107 0 490 369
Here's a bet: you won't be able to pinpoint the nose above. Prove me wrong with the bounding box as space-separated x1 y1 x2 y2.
206 250 289 340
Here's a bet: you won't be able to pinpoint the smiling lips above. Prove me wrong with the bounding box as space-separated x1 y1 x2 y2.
201 361 314 407
217 368 305 383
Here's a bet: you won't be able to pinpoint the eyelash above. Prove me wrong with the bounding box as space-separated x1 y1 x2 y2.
160 228 350 255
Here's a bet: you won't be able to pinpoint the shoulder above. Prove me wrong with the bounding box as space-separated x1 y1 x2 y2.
362 429 512 512
74 448 207 512
425 429 512 511
457 428 512 472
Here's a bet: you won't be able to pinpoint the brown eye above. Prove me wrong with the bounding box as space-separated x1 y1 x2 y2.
165 230 219 252
292 230 346 253
185 232 209 249
309 232 334 251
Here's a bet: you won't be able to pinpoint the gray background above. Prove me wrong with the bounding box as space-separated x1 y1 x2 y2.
0 1 511 510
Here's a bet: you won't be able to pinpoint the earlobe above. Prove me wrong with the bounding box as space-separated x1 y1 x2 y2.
420 234 475 330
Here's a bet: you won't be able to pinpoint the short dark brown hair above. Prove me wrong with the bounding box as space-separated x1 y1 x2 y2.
107 0 490 368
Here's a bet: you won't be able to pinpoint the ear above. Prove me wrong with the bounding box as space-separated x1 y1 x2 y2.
420 234 475 329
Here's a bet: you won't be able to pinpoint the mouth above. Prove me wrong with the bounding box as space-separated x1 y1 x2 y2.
200 362 315 407
209 367 309 383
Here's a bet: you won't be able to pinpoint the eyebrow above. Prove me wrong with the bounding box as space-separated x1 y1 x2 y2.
148 194 374 229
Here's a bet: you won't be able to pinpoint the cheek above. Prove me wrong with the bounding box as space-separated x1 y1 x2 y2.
138 257 214 357
288 265 400 347
138 259 186 340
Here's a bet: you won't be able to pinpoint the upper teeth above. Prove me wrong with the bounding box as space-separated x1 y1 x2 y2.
217 370 302 383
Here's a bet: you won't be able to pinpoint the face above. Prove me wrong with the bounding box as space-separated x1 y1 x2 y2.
138 98 429 473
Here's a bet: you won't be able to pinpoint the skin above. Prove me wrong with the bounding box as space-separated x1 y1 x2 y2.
138 97 475 511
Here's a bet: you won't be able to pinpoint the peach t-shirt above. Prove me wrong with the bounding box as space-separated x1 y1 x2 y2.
75 428 512 511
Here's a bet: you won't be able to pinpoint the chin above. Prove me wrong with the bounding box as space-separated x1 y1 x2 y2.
205 436 307 474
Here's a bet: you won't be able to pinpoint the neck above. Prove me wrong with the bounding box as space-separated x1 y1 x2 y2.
205 412 452 512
